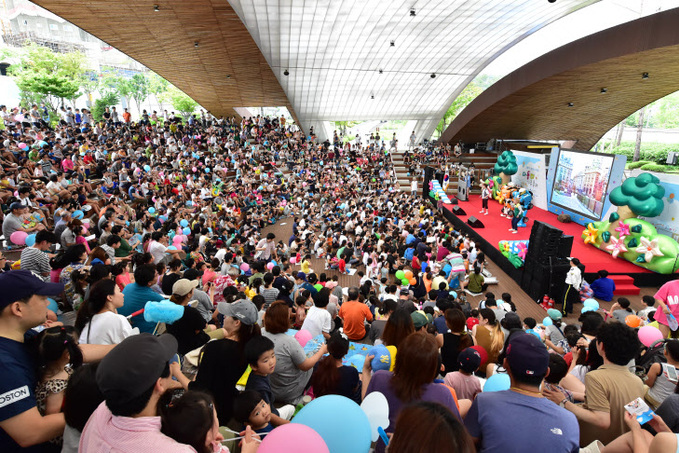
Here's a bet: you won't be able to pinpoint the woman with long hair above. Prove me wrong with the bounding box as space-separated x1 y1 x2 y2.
471 308 504 373
368 299 397 344
363 332 461 453
76 279 138 345
380 308 415 349
310 331 361 403
437 308 475 375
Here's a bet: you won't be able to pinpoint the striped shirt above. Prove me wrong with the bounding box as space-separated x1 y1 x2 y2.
20 247 51 280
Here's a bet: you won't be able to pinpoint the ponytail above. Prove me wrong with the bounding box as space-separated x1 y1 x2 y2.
35 326 83 380
75 279 117 338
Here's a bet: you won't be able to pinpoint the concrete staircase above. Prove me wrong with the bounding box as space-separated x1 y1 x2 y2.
391 150 499 194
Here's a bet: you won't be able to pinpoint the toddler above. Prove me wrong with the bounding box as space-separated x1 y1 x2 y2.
443 347 482 400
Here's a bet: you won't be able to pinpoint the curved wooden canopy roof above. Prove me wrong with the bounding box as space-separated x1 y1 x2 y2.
440 8 679 151
32 0 297 123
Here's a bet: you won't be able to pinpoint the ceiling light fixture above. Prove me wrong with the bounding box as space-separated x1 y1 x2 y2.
430 73 436 79
153 5 160 12
642 72 649 79
567 102 574 107
194 42 199 48
370 94 375 100
390 40 395 47
226 74 231 79
600 88 607 94
548 0 557 3
283 70 289 76
410 8 416 17
379 69 383 74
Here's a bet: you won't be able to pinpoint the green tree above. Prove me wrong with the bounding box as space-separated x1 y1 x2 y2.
148 72 169 112
494 150 518 185
167 86 198 120
435 75 498 136
91 91 120 121
128 73 150 115
9 45 87 115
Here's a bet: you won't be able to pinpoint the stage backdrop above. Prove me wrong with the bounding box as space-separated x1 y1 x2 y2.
546 148 627 227
509 150 548 210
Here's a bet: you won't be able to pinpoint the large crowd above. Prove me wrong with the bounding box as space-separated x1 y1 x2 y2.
0 107 678 453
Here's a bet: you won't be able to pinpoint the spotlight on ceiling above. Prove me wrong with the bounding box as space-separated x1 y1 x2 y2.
642 72 649 79
153 5 160 12
567 102 574 107
600 88 607 94
548 0 557 3
379 69 383 74
410 8 416 16
371 94 375 100
194 42 199 48
226 74 231 79
430 73 436 79
390 40 395 47
283 70 289 76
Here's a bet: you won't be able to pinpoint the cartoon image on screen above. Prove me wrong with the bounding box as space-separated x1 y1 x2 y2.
550 150 615 220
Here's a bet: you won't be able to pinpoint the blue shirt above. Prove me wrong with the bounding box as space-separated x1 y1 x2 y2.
120 283 166 333
590 277 615 302
465 390 579 453
0 337 40 452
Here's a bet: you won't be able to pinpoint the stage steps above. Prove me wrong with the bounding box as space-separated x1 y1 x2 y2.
610 274 640 296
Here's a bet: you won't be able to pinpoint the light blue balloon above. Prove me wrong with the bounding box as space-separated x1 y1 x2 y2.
180 219 189 228
205 167 210 173
182 227 190 235
25 234 36 247
143 165 151 172
148 207 156 214
47 298 58 313
72 210 84 220
543 317 553 327
167 245 177 251
292 395 372 453
347 353 366 371
484 373 511 392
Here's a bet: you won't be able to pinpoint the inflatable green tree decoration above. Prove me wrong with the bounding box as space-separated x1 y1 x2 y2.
494 151 518 185
609 173 665 218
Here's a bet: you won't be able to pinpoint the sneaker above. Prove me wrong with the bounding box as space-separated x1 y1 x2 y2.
512 230 518 234
484 212 488 215
509 228 514 231
480 210 484 213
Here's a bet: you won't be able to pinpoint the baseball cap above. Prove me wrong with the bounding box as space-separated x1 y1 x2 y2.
96 333 177 405
296 272 307 281
218 299 258 325
411 311 432 329
547 308 562 321
172 278 199 296
506 333 549 377
9 202 24 211
458 347 482 373
0 270 64 310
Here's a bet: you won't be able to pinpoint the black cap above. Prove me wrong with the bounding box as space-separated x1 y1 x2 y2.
96 333 177 405
0 270 64 310
183 268 204 281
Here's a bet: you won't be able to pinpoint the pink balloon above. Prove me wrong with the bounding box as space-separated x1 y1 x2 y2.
266 262 274 270
81 225 88 234
258 422 329 453
10 231 28 245
192 167 197 172
294 329 313 348
638 325 663 347
289 257 297 264
240 263 250 272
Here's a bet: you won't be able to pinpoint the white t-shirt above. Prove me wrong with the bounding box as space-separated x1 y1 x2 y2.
79 311 138 345
148 240 167 264
300 306 331 337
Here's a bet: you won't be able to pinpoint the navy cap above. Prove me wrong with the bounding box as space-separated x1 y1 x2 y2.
458 347 482 373
0 270 64 309
506 333 549 377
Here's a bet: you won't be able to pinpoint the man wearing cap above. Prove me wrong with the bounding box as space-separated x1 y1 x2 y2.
411 311 433 332
0 271 67 451
465 333 579 452
3 203 44 245
79 334 193 452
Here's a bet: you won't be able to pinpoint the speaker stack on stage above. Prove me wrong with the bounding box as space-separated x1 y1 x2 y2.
520 221 582 301
467 216 484 228
453 206 466 216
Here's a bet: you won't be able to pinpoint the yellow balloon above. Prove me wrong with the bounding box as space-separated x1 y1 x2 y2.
386 345 397 372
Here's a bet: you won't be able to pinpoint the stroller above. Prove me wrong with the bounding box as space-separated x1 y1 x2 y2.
634 338 667 378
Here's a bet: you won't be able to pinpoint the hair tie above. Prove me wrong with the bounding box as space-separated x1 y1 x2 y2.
64 340 68 344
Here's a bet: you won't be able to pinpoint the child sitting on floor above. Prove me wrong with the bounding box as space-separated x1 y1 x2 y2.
233 390 276 436
443 347 482 400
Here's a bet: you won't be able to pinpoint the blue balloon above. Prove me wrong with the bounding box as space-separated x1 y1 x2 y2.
368 345 391 372
205 167 210 173
72 210 84 220
347 353 366 371
293 395 372 453
583 298 599 311
543 317 553 327
167 245 177 251
143 165 151 172
47 298 58 313
484 373 511 392
180 219 189 228
148 207 156 214
25 234 36 247
182 227 190 235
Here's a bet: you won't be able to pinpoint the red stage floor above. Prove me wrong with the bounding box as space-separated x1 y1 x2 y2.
442 195 650 274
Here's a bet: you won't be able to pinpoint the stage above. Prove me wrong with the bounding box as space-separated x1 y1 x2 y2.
438 194 672 289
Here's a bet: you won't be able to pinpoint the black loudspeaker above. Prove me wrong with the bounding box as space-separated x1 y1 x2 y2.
453 206 466 216
467 216 484 228
525 221 564 264
558 235 574 258
520 259 574 301
449 198 458 205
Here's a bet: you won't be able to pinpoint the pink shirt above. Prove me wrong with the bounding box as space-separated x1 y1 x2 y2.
654 280 679 327
80 402 196 453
